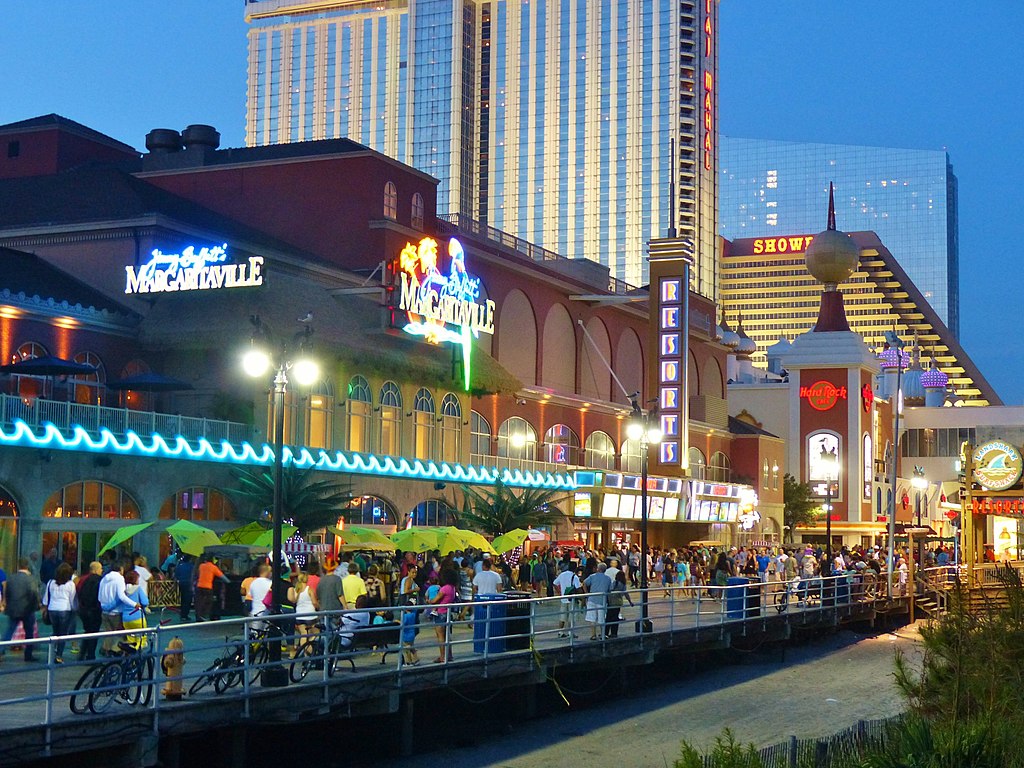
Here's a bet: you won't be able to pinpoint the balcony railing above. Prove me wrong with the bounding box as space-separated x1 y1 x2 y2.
0 393 255 446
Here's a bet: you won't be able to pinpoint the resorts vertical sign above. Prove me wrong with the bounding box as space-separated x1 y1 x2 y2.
658 278 683 466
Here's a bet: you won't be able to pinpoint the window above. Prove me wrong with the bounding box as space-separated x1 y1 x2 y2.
762 459 770 489
470 410 491 459
772 460 780 491
8 341 48 399
410 499 456 527
689 447 707 480
384 181 398 219
378 381 403 456
709 452 731 483
344 495 397 526
346 376 372 452
439 394 462 463
413 388 435 460
621 438 643 473
7 140 19 159
158 487 235 521
0 485 18 575
497 417 537 461
808 432 841 487
72 351 105 405
306 379 334 450
43 481 140 519
543 424 580 465
584 431 616 470
411 192 424 229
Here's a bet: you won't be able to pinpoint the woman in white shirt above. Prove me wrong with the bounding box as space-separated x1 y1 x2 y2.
134 555 153 597
287 572 320 654
43 562 78 663
248 564 274 629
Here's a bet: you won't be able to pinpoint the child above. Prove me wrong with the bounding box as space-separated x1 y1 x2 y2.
400 596 421 666
425 575 440 615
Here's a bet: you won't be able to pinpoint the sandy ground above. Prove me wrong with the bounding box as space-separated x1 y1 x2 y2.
390 624 922 768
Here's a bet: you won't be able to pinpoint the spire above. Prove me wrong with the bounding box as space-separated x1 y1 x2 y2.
827 181 836 231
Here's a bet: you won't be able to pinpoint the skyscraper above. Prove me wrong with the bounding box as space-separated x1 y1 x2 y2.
243 0 720 295
719 137 960 335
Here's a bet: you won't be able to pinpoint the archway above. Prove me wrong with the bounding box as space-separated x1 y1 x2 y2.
496 289 537 385
541 304 576 393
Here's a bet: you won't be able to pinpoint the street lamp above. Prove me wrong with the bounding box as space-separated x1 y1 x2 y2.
627 396 662 632
242 315 319 687
819 445 838 564
911 466 928 528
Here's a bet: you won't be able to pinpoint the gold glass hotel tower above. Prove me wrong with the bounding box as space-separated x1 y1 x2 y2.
244 0 720 295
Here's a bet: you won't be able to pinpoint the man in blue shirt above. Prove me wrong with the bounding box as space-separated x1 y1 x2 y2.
174 556 194 622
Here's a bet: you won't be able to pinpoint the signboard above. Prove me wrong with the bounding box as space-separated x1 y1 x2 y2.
973 440 1024 491
800 381 847 411
573 492 592 518
125 244 264 295
657 277 683 466
387 236 495 390
751 235 814 255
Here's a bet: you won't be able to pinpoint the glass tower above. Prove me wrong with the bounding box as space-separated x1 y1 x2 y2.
244 0 720 295
719 137 959 336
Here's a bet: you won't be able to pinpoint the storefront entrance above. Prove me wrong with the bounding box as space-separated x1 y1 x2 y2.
41 529 117 574
0 485 18 568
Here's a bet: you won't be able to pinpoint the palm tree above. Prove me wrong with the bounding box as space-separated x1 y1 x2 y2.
228 466 355 536
458 480 569 537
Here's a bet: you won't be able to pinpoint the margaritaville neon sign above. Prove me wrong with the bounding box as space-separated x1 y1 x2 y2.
125 244 264 295
390 236 495 390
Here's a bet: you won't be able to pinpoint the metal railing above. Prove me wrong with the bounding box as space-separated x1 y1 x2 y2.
0 392 254 445
0 574 876 745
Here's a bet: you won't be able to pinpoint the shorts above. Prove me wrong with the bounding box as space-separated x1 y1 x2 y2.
432 612 448 625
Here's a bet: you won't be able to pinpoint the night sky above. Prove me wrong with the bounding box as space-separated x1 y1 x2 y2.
2 1 1021 401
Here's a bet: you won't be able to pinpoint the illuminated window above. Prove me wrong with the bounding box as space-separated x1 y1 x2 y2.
344 495 397 526
584 431 616 470
543 424 580 465
863 434 872 500
43 481 139 519
808 431 841 487
0 484 18 574
709 452 731 483
119 359 151 411
306 378 334 450
772 460 780 490
689 447 707 480
9 341 48 399
497 417 537 461
346 376 372 453
158 487 235 522
411 192 424 229
470 410 490 458
378 381 403 457
413 388 435 461
621 438 642 473
439 393 462 463
763 459 770 489
72 351 105 405
410 499 456 527
384 181 398 220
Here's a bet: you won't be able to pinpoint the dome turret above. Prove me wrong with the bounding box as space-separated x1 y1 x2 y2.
719 316 740 349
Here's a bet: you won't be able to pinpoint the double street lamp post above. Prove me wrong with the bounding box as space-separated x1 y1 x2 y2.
819 446 838 567
627 397 662 631
242 317 320 687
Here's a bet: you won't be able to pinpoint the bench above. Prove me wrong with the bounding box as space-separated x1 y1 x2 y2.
341 622 402 670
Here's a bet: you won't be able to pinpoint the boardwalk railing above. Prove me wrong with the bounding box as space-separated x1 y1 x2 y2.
0 576 878 735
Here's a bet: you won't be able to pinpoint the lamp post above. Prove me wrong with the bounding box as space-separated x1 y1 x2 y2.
819 445 838 564
242 316 319 687
627 396 662 631
884 330 906 599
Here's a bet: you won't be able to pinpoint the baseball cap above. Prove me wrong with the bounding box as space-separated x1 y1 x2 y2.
483 552 492 559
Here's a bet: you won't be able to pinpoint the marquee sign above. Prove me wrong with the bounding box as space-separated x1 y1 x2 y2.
388 236 495 390
973 440 1024 492
751 235 815 255
800 380 847 411
125 244 264 295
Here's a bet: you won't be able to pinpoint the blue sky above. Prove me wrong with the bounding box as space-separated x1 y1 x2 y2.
1 1 1022 402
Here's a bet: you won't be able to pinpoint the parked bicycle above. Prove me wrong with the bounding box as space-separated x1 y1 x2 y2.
70 640 155 715
188 626 273 696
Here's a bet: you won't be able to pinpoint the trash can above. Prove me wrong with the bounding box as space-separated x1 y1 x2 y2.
745 577 761 618
502 591 532 650
725 577 750 619
835 575 851 604
473 595 507 654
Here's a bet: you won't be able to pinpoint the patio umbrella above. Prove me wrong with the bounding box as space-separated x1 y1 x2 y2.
97 521 154 556
390 527 440 553
250 525 298 548
327 525 396 550
337 541 398 553
455 530 496 554
221 521 270 545
491 528 530 554
0 355 97 376
106 372 193 392
166 520 223 556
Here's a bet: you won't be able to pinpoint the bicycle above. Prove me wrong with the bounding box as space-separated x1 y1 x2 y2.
289 622 343 683
188 626 273 696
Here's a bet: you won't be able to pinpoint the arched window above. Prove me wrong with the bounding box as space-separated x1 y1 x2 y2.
621 438 643 473
43 481 140 519
470 410 491 459
584 431 616 470
0 485 18 575
383 181 398 220
119 359 151 411
709 451 730 483
158 487 235 522
379 381 403 456
306 378 334 450
344 495 398 526
439 394 462 463
763 459 770 489
543 424 580 465
72 351 105 406
410 499 457 527
346 376 372 452
411 192 424 229
8 341 49 399
689 447 707 481
772 459 780 490
863 434 873 500
413 388 435 461
497 417 537 461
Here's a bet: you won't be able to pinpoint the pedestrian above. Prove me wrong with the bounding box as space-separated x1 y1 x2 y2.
174 555 194 621
193 555 229 622
364 565 387 605
122 570 150 650
400 595 421 666
287 572 319 653
1 558 41 662
342 562 368 608
97 562 139 656
39 548 58 589
427 568 458 662
583 562 613 640
248 564 273 627
553 564 581 638
397 564 418 605
42 562 77 663
134 555 153 597
605 570 634 638
76 561 103 660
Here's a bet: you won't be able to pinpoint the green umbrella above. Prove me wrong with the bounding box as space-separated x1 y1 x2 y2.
97 521 154 556
328 525 396 550
176 530 223 556
166 520 214 543
491 528 530 555
220 521 271 545
250 525 298 548
391 527 441 553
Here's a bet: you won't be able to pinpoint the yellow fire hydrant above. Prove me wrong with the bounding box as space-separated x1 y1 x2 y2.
161 637 186 701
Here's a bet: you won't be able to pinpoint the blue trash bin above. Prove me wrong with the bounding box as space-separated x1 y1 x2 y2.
835 576 851 604
473 595 507 654
725 577 749 619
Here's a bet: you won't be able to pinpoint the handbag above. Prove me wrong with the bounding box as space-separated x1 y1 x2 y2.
41 582 52 625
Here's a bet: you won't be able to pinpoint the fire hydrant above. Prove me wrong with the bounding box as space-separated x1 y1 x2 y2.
161 637 185 701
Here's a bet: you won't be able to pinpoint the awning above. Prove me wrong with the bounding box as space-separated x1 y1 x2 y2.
284 541 330 555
